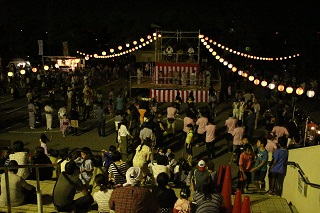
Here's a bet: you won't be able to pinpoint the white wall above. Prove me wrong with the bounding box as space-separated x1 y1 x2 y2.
283 145 320 213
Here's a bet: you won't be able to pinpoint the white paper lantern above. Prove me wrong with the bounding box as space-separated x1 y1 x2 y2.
306 90 315 98
268 83 275 89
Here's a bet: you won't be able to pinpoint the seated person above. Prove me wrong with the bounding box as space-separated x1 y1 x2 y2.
53 161 94 212
29 147 53 180
149 155 171 185
0 160 36 206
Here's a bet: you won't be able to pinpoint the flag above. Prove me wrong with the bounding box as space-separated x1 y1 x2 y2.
62 41 69 56
38 40 43 55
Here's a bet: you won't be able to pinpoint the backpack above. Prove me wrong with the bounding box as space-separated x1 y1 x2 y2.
193 170 210 192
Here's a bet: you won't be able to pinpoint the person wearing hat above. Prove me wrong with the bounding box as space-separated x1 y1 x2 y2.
191 159 211 193
109 167 159 213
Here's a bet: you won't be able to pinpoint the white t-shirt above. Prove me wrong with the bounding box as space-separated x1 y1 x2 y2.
93 190 114 213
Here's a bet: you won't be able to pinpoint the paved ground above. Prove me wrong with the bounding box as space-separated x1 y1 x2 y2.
0 79 298 212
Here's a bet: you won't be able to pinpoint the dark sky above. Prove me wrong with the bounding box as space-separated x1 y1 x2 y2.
0 0 319 72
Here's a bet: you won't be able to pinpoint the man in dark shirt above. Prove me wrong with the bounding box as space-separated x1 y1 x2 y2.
95 104 105 137
53 161 93 212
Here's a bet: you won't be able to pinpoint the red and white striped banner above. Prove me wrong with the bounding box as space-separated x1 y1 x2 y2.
153 62 199 84
150 89 209 103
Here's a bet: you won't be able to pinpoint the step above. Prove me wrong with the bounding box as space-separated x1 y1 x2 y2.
0 180 296 213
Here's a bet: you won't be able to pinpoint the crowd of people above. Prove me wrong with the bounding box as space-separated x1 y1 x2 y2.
0 63 312 212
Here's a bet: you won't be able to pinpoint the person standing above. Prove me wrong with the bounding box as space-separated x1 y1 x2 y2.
28 99 36 129
83 90 93 120
253 99 261 130
115 94 125 115
205 119 216 159
232 121 245 153
185 124 194 166
268 136 288 196
167 102 177 135
118 120 133 154
34 96 42 124
44 101 53 130
175 92 182 114
70 106 80 136
250 138 268 193
58 103 67 131
196 111 208 147
95 104 105 137
66 87 73 113
225 112 237 153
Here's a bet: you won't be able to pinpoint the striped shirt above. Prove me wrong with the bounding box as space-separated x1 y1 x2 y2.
193 192 223 213
108 162 129 185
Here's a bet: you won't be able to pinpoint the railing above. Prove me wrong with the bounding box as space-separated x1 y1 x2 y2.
0 148 106 213
287 161 320 189
0 164 59 213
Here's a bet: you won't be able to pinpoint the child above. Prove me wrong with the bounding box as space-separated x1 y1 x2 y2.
39 133 52 155
0 147 10 173
185 124 194 166
250 138 268 193
167 153 177 178
93 174 114 213
173 187 191 213
102 145 117 170
230 135 251 164
75 147 94 185
61 114 70 137
237 144 254 193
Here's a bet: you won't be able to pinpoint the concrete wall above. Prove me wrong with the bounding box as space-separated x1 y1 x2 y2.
283 145 320 213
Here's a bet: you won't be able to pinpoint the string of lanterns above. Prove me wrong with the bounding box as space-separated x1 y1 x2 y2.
200 39 315 98
76 32 161 60
199 34 300 61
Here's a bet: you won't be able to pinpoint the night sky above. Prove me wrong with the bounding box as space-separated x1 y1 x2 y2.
1 1 319 77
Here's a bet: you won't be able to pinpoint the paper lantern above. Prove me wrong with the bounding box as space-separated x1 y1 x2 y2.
85 56 89 60
118 46 122 50
32 68 37 72
133 41 137 45
20 69 26 75
238 70 243 76
140 38 144 42
278 84 284 92
102 51 106 56
219 58 224 63
231 67 237 72
254 79 260 85
268 83 275 89
306 90 315 98
126 43 130 47
44 65 49 71
54 64 59 68
7 71 13 77
261 80 267 87
223 61 228 66
296 87 304 95
227 64 233 69
242 72 248 78
93 54 98 58
110 48 114 53
212 51 217 56
248 76 254 81
286 86 293 94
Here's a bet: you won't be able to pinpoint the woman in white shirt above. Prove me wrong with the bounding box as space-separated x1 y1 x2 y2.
117 120 133 154
93 174 114 213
